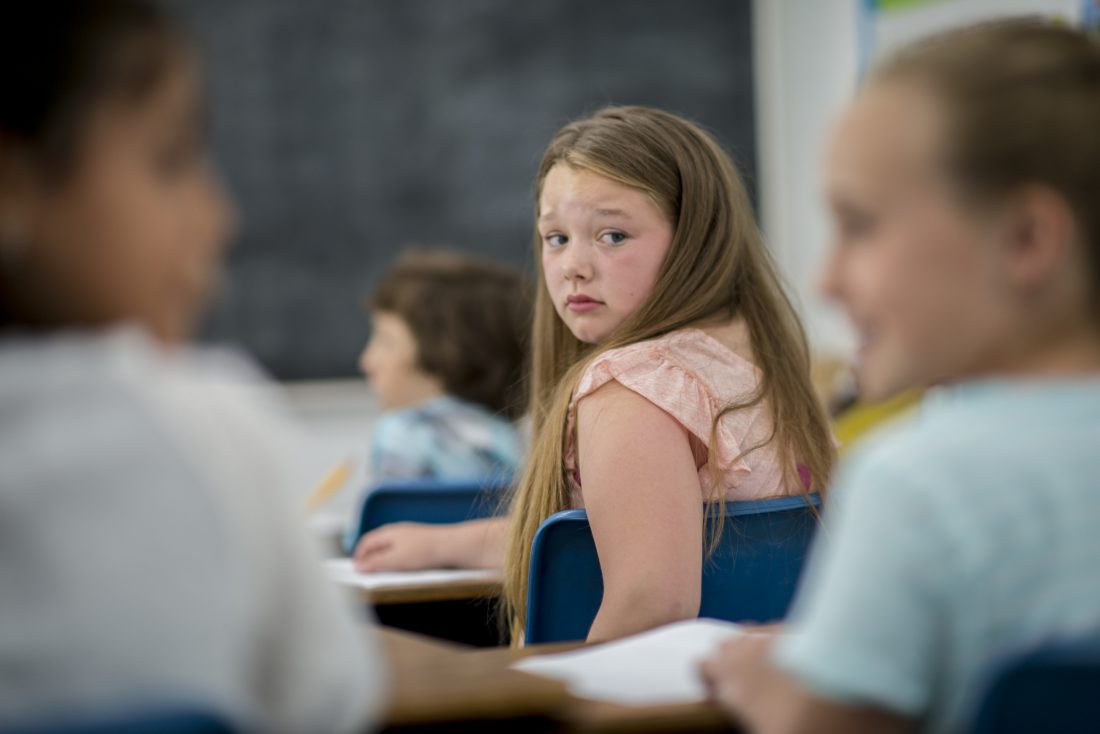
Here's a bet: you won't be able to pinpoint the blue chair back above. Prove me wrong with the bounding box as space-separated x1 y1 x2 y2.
2 710 233 734
971 632 1100 733
348 477 509 550
524 493 822 644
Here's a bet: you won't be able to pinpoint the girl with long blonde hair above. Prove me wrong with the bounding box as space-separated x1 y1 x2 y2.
356 105 835 643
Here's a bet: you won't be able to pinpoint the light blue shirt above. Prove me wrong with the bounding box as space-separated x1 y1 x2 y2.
369 395 522 482
775 378 1100 733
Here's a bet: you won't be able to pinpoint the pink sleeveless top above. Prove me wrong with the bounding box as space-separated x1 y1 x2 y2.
564 328 797 508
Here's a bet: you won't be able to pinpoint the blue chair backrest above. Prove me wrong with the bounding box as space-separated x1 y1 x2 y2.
971 632 1100 733
524 493 822 644
348 477 509 550
2 710 233 734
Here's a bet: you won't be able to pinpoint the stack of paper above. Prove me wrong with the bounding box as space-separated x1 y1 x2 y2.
513 618 743 706
323 558 499 590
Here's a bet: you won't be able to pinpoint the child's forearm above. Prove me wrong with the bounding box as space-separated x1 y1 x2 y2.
440 517 508 569
586 590 697 643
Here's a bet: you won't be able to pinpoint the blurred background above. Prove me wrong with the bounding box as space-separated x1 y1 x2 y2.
165 0 1090 383
166 0 757 381
158 0 1092 517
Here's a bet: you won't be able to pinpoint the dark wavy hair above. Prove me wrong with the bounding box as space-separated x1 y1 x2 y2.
0 0 188 175
0 0 189 328
368 250 532 420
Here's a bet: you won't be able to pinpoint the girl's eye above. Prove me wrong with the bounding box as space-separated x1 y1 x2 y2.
600 231 628 246
833 208 877 245
544 234 568 248
843 216 874 240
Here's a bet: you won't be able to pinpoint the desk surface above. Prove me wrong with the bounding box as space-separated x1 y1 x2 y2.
381 627 566 726
380 628 734 733
359 573 503 606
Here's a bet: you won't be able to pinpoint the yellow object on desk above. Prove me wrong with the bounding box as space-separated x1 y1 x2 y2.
301 459 352 513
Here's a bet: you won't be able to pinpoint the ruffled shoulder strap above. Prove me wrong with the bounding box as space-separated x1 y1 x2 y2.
566 330 762 481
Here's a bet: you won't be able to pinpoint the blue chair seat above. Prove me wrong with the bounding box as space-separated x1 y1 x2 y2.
972 631 1100 733
2 710 233 734
525 493 822 644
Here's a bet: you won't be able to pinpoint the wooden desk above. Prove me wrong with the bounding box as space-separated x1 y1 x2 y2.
381 627 567 729
355 573 502 606
380 628 736 733
349 572 503 647
474 641 735 734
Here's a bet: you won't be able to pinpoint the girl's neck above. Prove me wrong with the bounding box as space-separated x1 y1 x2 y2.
970 320 1100 382
691 313 755 366
386 376 446 412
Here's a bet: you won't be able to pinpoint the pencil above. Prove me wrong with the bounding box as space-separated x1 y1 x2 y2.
302 459 353 513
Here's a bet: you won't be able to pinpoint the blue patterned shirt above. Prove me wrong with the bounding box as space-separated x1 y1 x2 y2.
369 395 522 482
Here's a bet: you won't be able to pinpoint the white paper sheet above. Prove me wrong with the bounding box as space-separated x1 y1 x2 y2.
513 618 744 706
324 558 500 590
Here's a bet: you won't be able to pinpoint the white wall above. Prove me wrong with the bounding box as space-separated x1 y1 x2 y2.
753 0 860 358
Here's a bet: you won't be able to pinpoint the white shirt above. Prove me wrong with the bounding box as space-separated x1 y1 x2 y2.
0 327 385 732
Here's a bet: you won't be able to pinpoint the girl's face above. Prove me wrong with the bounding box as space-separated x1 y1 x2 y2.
538 164 674 344
359 311 442 411
15 62 234 343
820 83 1019 400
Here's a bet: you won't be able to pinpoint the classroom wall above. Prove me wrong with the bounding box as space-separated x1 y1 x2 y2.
752 0 860 359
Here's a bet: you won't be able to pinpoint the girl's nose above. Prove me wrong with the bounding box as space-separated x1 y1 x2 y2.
562 242 594 282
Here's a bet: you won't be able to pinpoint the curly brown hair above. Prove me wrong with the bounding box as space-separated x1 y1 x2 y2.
368 250 531 420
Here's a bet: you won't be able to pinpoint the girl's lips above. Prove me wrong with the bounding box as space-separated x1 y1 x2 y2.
566 295 603 313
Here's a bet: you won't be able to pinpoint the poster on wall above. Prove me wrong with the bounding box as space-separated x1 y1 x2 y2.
858 0 1088 72
1085 0 1100 31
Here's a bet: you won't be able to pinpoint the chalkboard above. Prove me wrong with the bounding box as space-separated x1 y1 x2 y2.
168 0 756 379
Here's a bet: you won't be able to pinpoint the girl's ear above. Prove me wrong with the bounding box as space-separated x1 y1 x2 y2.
999 184 1077 297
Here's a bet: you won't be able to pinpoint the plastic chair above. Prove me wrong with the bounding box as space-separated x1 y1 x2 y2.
524 493 822 644
2 710 233 734
347 477 510 551
971 632 1100 734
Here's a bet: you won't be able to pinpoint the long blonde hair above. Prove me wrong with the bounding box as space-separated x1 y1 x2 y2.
502 106 835 641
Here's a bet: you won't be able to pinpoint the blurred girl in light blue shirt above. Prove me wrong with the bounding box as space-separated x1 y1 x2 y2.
700 19 1100 734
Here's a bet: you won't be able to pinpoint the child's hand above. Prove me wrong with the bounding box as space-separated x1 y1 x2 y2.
698 630 778 724
352 522 445 572
698 628 910 733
